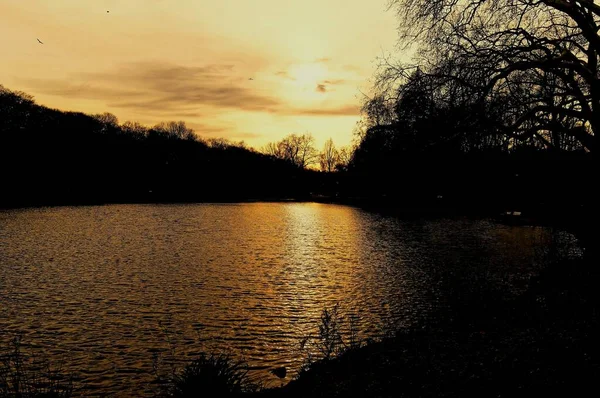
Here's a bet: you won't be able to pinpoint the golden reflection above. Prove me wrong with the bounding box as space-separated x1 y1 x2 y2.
0 204 581 395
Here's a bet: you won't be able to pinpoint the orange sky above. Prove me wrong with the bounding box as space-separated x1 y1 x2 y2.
0 0 399 149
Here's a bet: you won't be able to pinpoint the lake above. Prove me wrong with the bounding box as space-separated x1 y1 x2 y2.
0 203 581 396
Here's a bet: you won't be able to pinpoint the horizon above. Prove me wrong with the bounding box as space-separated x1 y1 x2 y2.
0 0 399 149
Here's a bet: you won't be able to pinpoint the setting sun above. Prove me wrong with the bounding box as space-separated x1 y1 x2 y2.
289 63 328 88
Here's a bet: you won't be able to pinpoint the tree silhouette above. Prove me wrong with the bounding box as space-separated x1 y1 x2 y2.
384 0 598 152
320 138 339 172
0 85 322 207
153 121 197 141
262 133 319 169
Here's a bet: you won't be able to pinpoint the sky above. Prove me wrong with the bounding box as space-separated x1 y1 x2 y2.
0 0 399 149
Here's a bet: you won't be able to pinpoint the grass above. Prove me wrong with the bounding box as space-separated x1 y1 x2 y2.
0 336 73 398
268 256 599 397
169 353 259 397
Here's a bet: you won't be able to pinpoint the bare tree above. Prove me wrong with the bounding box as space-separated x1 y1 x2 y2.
320 138 340 172
121 121 148 139
335 145 353 171
262 142 285 158
383 0 598 152
92 112 119 126
153 121 196 141
92 112 119 134
263 133 319 168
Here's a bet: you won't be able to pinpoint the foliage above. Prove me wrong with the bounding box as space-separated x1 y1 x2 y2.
382 0 598 152
299 305 365 375
346 1 596 210
0 337 73 398
262 133 319 169
169 353 257 397
0 85 313 207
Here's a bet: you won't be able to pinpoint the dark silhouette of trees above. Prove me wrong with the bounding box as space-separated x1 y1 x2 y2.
0 85 318 207
346 56 592 217
384 0 598 152
153 121 197 141
262 133 319 168
121 121 148 138
319 139 339 172
263 134 352 173
335 146 352 172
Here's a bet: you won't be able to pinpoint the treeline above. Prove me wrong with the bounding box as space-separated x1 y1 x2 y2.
341 0 598 218
0 85 320 207
342 68 593 215
262 134 352 172
343 76 593 217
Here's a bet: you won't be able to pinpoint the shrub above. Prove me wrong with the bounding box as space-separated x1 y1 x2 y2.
169 353 257 397
299 304 365 375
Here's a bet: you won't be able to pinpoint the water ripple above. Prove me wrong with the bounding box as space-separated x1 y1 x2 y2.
0 203 580 396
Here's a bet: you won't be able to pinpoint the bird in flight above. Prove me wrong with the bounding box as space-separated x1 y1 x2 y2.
248 78 254 81
37 38 44 44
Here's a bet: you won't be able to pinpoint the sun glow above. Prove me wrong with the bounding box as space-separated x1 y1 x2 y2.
0 0 399 147
289 63 329 87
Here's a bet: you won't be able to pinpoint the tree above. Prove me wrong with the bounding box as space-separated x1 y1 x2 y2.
263 133 319 168
262 142 284 158
121 121 148 139
92 112 119 132
384 0 598 152
320 138 339 172
153 121 197 141
335 146 353 172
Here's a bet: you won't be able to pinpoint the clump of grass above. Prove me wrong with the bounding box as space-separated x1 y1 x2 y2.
151 320 259 397
0 336 73 398
299 304 366 374
168 353 258 397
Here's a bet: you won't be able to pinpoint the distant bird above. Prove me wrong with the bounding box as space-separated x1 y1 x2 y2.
270 366 286 379
37 38 44 44
107 11 109 13
248 78 254 80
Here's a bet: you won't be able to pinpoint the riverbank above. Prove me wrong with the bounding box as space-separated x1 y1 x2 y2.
259 256 598 397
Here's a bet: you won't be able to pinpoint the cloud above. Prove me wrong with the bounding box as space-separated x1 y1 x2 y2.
275 70 295 80
229 132 263 140
17 62 361 122
18 62 282 115
187 123 262 140
314 79 345 93
341 64 364 74
185 122 233 135
286 105 360 116
15 78 142 99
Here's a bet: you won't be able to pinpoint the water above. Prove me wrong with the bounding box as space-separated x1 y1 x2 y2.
0 203 581 396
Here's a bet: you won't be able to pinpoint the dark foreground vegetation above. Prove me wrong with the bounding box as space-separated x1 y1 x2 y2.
269 256 598 397
0 337 73 397
162 254 598 398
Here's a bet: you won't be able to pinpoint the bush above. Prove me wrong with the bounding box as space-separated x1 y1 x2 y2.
169 353 257 397
299 304 365 374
